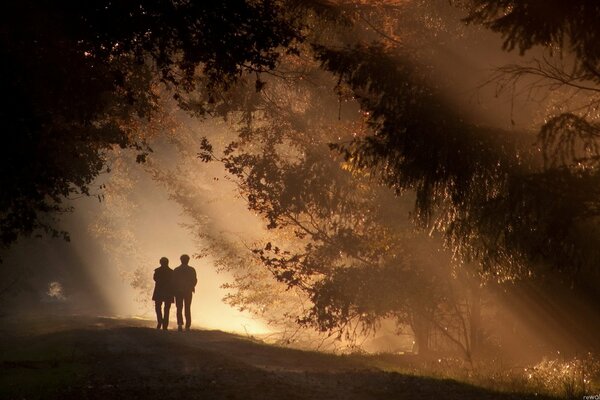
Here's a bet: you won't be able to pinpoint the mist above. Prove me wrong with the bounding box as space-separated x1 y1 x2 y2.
3 1 600 399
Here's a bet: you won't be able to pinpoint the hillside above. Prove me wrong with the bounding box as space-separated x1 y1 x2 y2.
0 316 556 399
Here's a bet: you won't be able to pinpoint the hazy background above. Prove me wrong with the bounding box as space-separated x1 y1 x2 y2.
0 0 590 349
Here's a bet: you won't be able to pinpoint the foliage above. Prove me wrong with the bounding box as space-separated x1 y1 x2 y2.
7 0 600 280
195 51 488 356
314 43 600 278
88 149 156 306
524 354 600 399
6 0 600 362
363 352 600 399
463 1 600 80
0 0 303 249
461 1 600 278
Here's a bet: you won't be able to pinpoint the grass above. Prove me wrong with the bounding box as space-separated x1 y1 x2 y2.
341 350 600 399
0 315 568 399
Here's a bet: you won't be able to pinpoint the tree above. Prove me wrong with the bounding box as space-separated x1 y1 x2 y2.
314 42 600 279
0 0 302 249
194 52 487 356
6 0 598 354
463 0 600 75
462 1 600 179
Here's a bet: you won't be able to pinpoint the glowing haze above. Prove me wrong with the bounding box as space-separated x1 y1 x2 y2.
82 118 273 335
2 0 598 358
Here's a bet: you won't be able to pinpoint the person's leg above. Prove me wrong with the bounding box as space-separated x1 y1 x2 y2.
163 302 171 330
155 301 162 329
176 296 184 330
184 293 192 330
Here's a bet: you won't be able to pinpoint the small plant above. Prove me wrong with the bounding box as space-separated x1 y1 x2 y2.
524 353 600 399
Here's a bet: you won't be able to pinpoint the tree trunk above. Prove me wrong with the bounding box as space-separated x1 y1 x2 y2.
411 313 431 356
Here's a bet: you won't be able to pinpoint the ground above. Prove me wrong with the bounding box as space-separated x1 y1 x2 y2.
0 316 557 399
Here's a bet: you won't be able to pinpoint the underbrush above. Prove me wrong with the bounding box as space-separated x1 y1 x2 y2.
361 352 600 399
523 354 600 399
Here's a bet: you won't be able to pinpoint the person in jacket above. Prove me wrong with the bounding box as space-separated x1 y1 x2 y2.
152 257 174 330
173 254 197 331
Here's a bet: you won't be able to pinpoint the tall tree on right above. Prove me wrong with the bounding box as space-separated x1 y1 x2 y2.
312 0 600 280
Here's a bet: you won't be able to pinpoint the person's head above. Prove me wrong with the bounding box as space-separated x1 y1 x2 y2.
159 257 169 267
180 254 190 265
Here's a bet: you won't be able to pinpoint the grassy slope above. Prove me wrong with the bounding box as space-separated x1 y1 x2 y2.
0 316 557 400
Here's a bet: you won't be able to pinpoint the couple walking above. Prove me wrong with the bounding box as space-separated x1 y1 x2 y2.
152 254 197 331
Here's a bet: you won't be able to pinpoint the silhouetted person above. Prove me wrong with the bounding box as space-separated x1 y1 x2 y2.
173 254 197 331
152 257 174 330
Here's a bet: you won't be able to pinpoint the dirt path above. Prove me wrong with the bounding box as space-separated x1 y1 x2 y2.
0 316 556 399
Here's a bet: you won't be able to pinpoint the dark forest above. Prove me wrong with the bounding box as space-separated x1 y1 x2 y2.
2 1 600 399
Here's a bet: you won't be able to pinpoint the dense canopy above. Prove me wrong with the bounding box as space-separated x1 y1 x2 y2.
3 0 600 363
